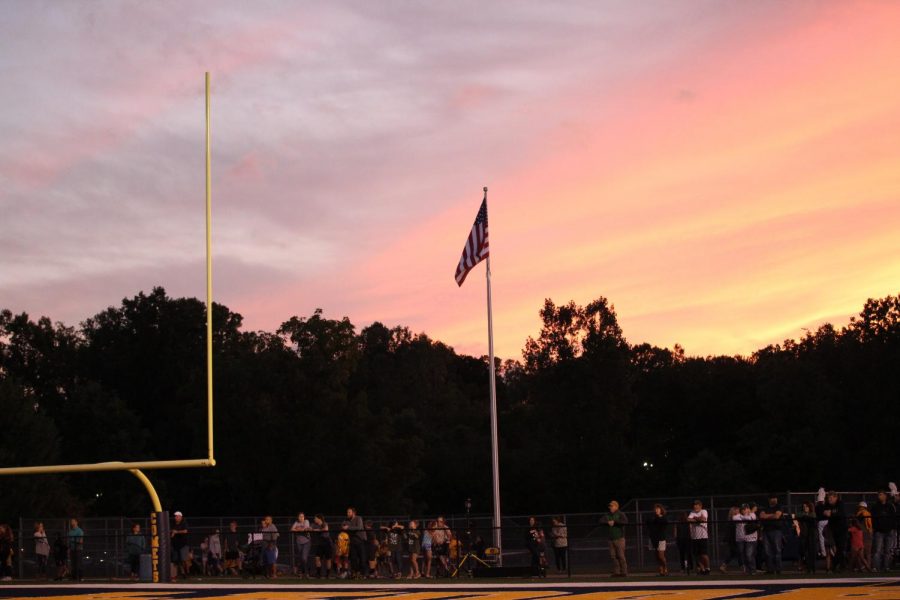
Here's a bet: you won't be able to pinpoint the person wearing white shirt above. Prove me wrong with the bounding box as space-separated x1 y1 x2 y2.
735 504 758 575
687 500 711 575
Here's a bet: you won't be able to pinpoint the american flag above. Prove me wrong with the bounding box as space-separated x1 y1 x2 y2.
454 198 489 286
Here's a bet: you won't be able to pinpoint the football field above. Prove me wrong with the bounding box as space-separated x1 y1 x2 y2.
1 578 899 600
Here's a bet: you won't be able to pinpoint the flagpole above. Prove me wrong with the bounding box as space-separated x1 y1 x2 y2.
484 186 503 564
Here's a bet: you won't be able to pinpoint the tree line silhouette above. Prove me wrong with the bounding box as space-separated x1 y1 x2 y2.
1 287 897 518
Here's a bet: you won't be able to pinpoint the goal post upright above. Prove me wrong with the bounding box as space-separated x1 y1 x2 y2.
0 72 217 583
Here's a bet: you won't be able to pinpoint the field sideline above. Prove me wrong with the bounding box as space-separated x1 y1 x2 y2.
1 577 899 599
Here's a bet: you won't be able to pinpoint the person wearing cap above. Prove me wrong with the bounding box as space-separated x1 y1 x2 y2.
601 500 628 577
871 491 896 573
856 501 873 569
687 500 710 575
171 511 189 580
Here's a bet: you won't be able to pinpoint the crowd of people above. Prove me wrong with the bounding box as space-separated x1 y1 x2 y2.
2 488 898 582
588 489 900 578
165 508 480 581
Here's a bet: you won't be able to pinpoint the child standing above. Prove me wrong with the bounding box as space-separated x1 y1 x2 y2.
335 522 351 578
366 522 379 578
848 518 870 572
386 521 404 578
53 533 68 581
422 523 434 578
405 520 422 579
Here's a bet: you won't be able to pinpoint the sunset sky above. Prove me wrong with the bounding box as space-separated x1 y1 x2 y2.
2 1 899 360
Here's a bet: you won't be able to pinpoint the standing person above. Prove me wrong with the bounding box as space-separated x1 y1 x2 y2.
736 504 759 575
750 503 766 573
675 513 694 574
346 508 366 579
291 512 312 578
0 524 13 581
125 523 147 581
796 501 818 573
647 504 669 576
335 521 351 578
815 489 828 558
33 522 50 579
170 511 189 581
367 522 382 578
760 495 784 574
856 502 873 570
68 518 84 582
386 521 405 578
405 520 422 579
422 522 434 578
311 515 333 578
687 500 711 575
52 532 68 581
719 506 742 573
550 516 569 573
825 492 848 572
848 518 870 572
207 528 223 575
222 521 241 576
524 517 547 577
261 516 279 579
602 500 629 577
431 517 450 576
871 490 897 573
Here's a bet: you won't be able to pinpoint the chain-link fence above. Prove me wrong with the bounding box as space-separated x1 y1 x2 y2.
6 491 899 580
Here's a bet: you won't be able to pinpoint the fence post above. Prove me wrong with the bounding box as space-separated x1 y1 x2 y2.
566 514 572 579
709 496 717 567
18 516 24 580
636 500 643 572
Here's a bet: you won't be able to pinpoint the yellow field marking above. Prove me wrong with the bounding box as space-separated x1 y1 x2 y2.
2 593 190 600
767 586 900 599
561 590 760 600
209 592 568 600
193 592 400 600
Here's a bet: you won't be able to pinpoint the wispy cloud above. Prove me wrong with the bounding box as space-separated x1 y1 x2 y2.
2 1 898 359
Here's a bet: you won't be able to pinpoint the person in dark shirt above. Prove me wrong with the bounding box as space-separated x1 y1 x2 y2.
824 492 847 572
760 496 784 574
171 511 189 580
311 515 333 578
524 517 547 577
675 513 693 574
647 504 669 576
796 501 818 573
222 521 241 576
346 507 366 578
53 533 68 581
871 491 898 573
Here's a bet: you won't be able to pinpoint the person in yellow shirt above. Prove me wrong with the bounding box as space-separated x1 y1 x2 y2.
856 502 873 569
335 522 351 579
